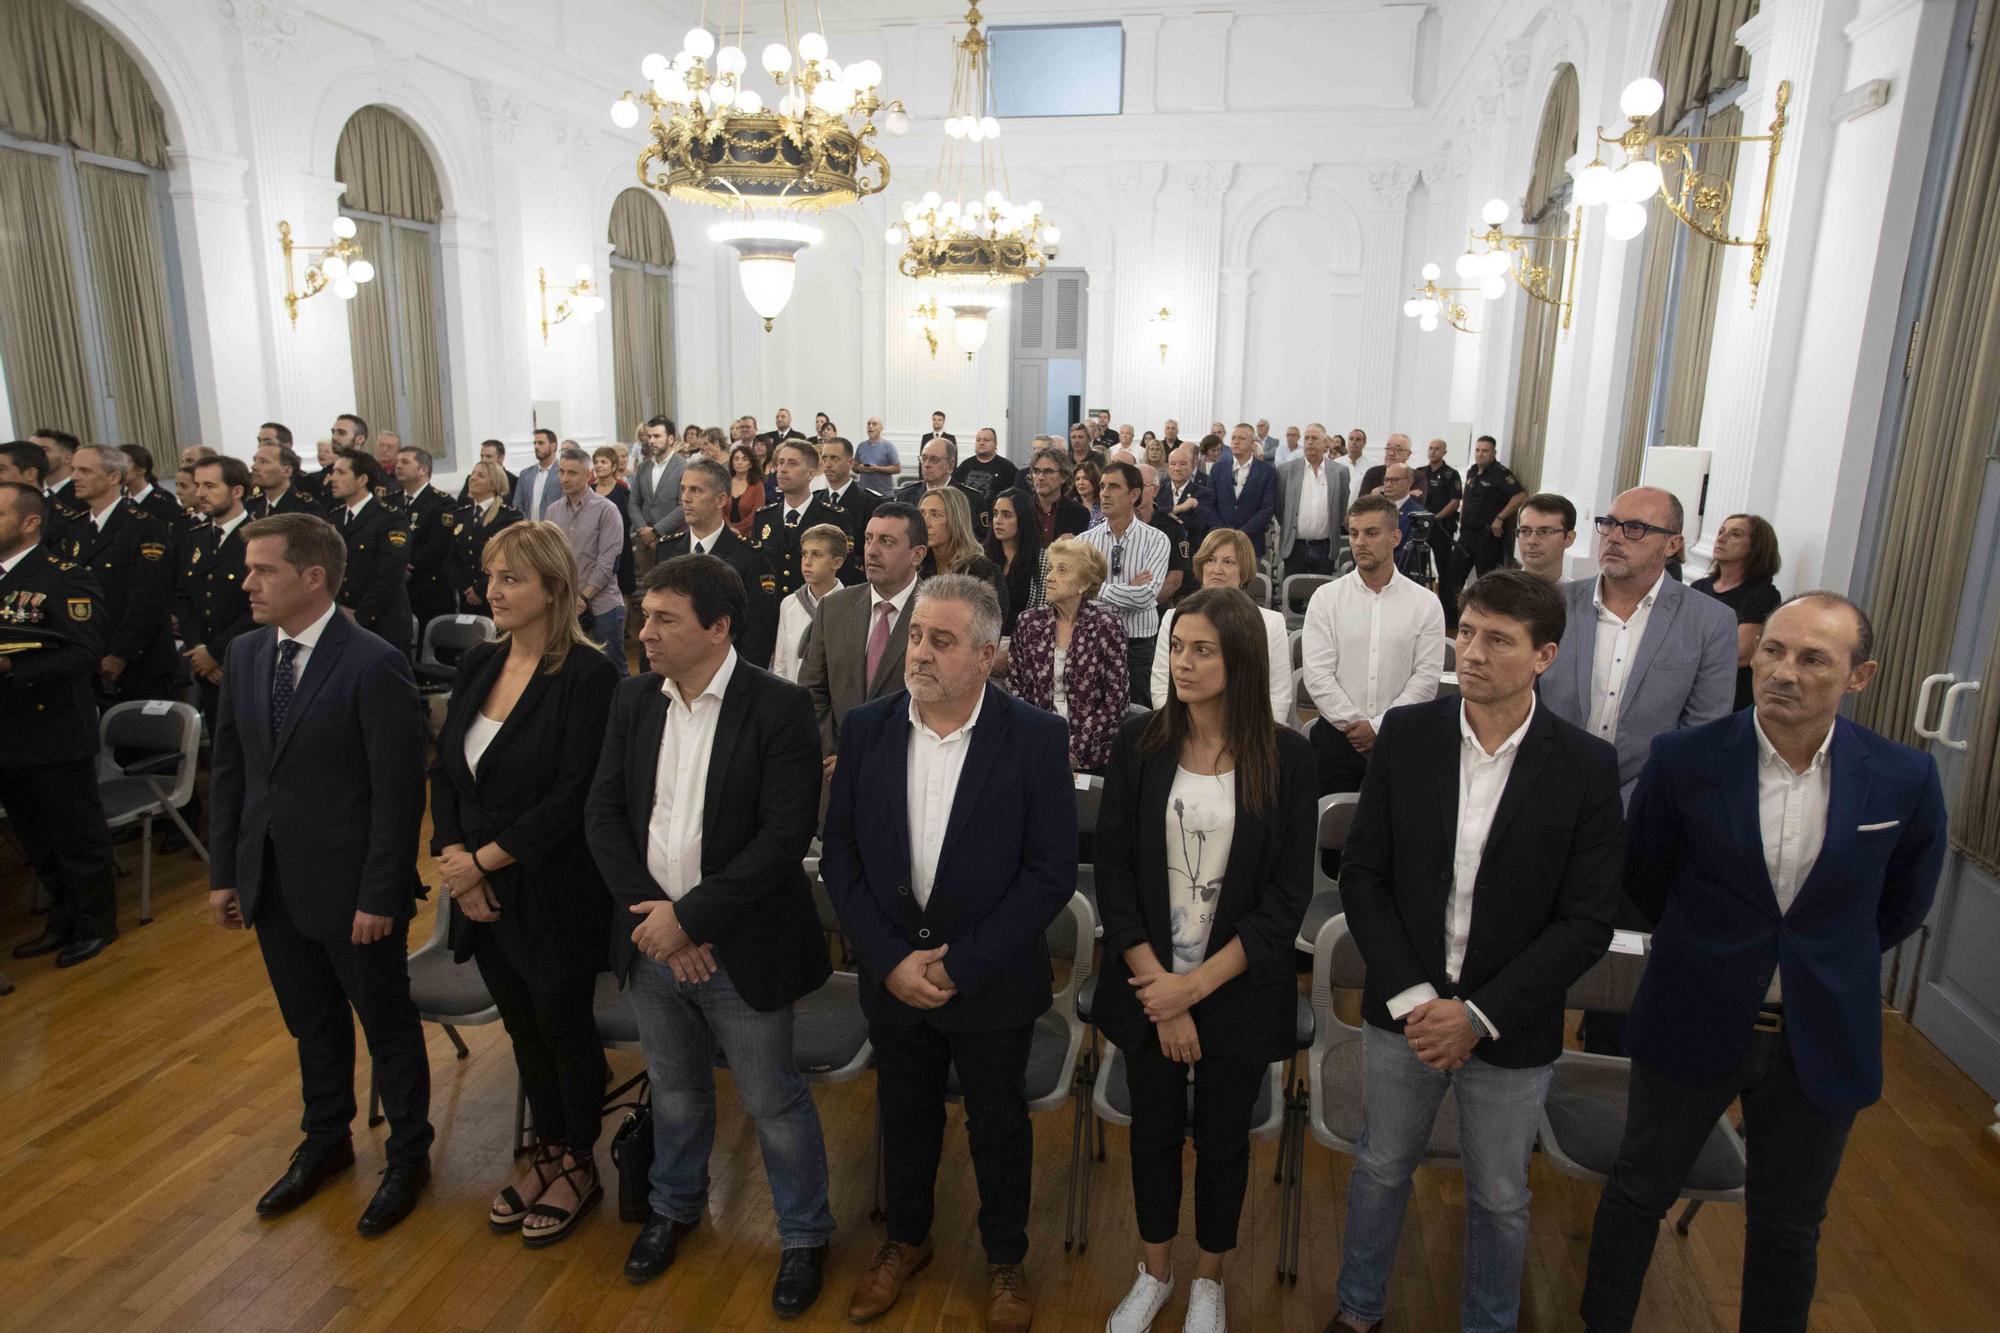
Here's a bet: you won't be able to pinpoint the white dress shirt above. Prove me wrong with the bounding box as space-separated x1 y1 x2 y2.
1381 700 1535 1040
907 689 985 910
772 585 827 684
871 573 920 635
687 521 726 555
1 542 40 576
1754 710 1833 1002
275 600 340 691
345 493 372 523
1297 460 1331 541
1587 570 1666 743
644 649 738 901
1300 568 1447 730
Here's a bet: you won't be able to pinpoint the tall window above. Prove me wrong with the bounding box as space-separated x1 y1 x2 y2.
1507 64 1579 492
607 189 675 435
335 106 452 464
0 0 191 460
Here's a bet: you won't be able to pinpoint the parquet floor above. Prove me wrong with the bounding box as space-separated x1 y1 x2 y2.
3 818 1999 1332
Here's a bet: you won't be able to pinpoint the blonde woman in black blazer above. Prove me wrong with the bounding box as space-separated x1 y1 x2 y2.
1093 585 1315 1333
428 520 616 1247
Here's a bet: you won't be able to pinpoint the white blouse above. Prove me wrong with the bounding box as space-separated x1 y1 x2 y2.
1051 645 1071 718
1166 765 1236 974
463 712 503 776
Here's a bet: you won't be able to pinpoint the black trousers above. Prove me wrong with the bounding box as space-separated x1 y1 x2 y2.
1581 1031 1855 1333
1283 539 1336 579
1124 1040 1266 1253
0 758 115 943
471 929 609 1153
1126 634 1157 711
1309 718 1369 795
871 1018 1035 1264
251 857 434 1166
1438 530 1505 629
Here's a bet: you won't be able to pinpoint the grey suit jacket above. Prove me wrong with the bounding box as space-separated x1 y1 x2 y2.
628 451 685 536
1277 457 1350 559
1540 574 1739 801
797 579 917 755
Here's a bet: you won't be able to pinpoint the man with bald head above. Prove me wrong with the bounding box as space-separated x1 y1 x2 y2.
1277 423 1348 578
1157 443 1214 549
1379 464 1430 578
1359 433 1427 501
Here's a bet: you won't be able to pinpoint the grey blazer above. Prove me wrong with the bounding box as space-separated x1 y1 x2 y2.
628 451 685 536
1277 456 1350 559
797 579 917 755
1540 574 1739 801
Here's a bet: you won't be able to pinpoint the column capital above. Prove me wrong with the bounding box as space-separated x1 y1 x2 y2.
1364 162 1420 213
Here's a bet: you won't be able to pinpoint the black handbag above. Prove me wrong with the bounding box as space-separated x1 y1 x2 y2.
609 1085 653 1223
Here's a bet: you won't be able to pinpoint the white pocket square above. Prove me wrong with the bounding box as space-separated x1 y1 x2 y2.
1857 820 1900 832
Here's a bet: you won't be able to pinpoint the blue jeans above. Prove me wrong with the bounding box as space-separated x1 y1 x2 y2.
1336 1022 1554 1333
591 606 628 677
625 956 834 1248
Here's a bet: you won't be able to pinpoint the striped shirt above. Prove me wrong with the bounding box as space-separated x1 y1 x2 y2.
1079 516 1171 641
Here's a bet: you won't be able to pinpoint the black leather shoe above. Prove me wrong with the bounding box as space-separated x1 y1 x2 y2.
771 1243 827 1319
11 931 64 959
55 937 111 968
256 1138 356 1216
624 1213 698 1284
356 1160 430 1237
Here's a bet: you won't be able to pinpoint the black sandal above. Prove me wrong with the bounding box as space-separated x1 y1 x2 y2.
489 1144 562 1232
520 1154 602 1249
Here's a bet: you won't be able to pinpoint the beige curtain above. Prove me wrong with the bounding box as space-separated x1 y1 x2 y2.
0 146 96 437
644 270 675 425
393 225 446 458
0 0 167 167
1523 66 1580 221
1510 65 1579 492
1651 0 1760 134
609 189 676 267
345 217 397 438
1659 103 1742 447
1856 0 2000 874
78 162 180 464
611 265 647 435
334 107 441 223
608 188 676 431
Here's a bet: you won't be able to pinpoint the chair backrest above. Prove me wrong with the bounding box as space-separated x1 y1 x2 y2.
1074 774 1104 835
1443 639 1457 673
1310 912 1367 1011
421 613 498 667
1281 573 1331 615
1318 791 1359 852
802 856 844 934
1248 572 1271 607
1047 891 1096 1014
1438 672 1460 700
1293 666 1312 717
98 701 203 807
1563 947 1648 1016
1289 628 1304 670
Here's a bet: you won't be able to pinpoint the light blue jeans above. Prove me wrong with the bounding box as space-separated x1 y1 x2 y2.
1336 1021 1554 1333
626 955 835 1248
592 606 628 677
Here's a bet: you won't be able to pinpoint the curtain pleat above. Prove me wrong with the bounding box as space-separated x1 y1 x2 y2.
608 187 676 432
611 265 646 435
1652 0 1760 133
0 146 96 438
1510 65 1578 492
609 188 675 267
1854 0 2000 873
1661 103 1742 448
335 107 441 224
393 225 446 457
0 0 167 167
78 162 180 463
1524 66 1580 222
645 269 676 426
345 216 397 438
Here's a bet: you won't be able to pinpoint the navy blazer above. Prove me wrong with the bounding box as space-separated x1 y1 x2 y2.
821 684 1076 1030
1624 711 1948 1112
1209 453 1279 555
209 610 427 942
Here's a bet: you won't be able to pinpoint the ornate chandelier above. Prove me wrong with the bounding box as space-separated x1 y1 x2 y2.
886 2 1059 354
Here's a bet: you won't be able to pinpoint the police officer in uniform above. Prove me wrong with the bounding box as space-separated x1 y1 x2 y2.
176 456 258 718
247 440 322 520
750 438 850 599
385 446 455 630
61 444 178 705
1437 433 1527 629
1417 437 1464 544
1 482 119 968
324 448 414 653
445 462 523 611
653 455 780 668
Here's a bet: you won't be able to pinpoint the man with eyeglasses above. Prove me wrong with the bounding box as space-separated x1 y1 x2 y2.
1078 462 1171 705
1437 434 1527 629
1514 492 1578 583
1018 446 1090 544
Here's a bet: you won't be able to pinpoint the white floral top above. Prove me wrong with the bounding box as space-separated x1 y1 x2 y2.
1166 766 1235 974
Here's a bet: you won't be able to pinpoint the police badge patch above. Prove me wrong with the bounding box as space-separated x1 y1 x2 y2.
67 597 92 621
387 530 408 548
140 542 167 561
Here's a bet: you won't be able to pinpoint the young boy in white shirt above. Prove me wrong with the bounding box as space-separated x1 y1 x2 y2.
772 523 850 683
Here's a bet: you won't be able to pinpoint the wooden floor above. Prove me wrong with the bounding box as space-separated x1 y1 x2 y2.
4 826 2000 1333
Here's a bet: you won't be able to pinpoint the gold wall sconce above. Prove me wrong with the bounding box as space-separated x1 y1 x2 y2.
279 218 374 329
909 296 941 359
1150 305 1176 362
1403 264 1481 334
539 264 606 345
1456 198 1581 335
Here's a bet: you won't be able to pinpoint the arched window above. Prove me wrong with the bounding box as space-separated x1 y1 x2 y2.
608 189 676 435
0 0 190 459
1613 0 1760 490
335 106 451 462
1508 63 1579 492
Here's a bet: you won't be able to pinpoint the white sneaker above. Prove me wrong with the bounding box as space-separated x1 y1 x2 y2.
1182 1277 1226 1333
1106 1261 1174 1332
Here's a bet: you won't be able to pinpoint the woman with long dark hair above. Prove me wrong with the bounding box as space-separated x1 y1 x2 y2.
984 488 1044 636
1092 586 1315 1333
1692 512 1782 711
726 444 764 539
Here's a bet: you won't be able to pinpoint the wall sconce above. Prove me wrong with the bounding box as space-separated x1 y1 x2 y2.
948 303 991 360
1455 198 1580 335
909 296 941 359
279 218 374 329
539 264 606 345
1578 76 1791 306
1149 304 1177 362
1403 263 1480 334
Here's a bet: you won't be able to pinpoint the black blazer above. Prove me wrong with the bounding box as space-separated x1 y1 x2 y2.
585 657 830 1010
60 498 177 686
428 640 616 977
209 611 427 942
653 524 780 669
335 498 414 649
820 685 1076 1030
1093 718 1315 1066
1341 697 1625 1068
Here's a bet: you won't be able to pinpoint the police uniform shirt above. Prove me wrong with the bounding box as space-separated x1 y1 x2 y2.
447 498 523 604
0 543 106 767
389 483 455 606
130 484 183 532
179 509 255 655
654 521 779 668
1419 462 1464 532
1461 461 1524 535
63 497 175 685
336 493 413 639
248 484 321 519
1147 509 1193 607
751 493 848 598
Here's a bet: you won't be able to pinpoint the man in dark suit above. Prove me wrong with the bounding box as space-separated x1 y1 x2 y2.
1580 594 1948 1333
207 512 432 1236
1328 571 1624 1333
585 554 834 1316
248 440 321 519
60 444 177 705
1157 442 1216 549
822 574 1075 1333
652 457 778 668
919 410 956 450
798 502 927 760
323 449 414 653
1209 423 1279 558
817 436 879 584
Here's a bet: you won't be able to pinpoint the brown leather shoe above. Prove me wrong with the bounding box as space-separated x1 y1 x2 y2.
986 1262 1032 1332
846 1238 932 1323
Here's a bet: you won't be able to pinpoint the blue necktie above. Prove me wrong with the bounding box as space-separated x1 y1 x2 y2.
272 638 301 736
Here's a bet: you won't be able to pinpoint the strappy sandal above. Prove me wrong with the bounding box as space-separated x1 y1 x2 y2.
520 1153 602 1249
489 1143 562 1232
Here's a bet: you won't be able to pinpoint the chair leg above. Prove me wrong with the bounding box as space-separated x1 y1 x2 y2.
367 1066 384 1128
161 795 209 863
443 1023 469 1058
1675 1198 1703 1235
138 817 154 925
1286 1102 1307 1283
1064 1080 1082 1252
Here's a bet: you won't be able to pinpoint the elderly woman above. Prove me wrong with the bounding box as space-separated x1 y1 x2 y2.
1152 528 1290 726
449 459 524 609
1007 536 1129 772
